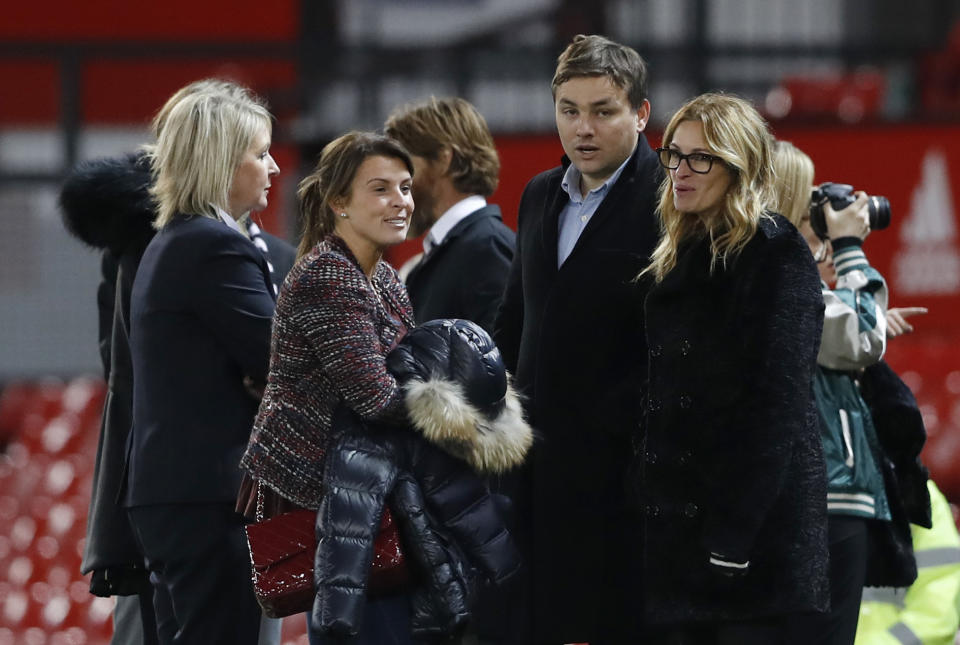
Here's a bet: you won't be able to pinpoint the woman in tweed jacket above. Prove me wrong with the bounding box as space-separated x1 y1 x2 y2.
240 132 418 642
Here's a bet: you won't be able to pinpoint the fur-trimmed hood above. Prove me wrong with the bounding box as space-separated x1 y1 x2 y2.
59 152 156 254
404 376 531 474
386 318 533 475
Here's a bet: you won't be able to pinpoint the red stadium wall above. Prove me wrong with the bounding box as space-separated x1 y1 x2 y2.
3 1 298 41
1 1 299 235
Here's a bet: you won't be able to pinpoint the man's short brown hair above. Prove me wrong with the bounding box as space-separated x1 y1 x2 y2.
551 34 649 109
385 96 499 197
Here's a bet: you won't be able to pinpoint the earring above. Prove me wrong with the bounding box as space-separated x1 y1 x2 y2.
339 212 348 218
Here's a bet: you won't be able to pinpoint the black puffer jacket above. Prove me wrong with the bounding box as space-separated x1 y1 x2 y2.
312 319 533 640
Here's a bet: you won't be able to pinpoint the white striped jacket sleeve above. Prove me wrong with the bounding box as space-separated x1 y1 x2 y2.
817 237 888 371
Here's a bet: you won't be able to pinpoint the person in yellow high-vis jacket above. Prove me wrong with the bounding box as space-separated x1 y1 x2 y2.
856 480 960 645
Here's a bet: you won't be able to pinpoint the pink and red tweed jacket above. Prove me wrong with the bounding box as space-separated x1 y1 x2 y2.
241 235 414 509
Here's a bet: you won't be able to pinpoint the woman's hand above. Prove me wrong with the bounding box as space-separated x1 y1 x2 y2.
886 307 928 338
824 191 871 240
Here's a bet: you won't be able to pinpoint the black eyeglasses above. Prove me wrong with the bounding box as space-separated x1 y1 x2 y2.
656 148 723 174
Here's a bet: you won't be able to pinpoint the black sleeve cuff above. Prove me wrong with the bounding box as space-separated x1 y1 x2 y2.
829 236 863 251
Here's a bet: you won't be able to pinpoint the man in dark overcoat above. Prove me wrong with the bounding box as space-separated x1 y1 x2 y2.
385 96 514 335
493 34 664 644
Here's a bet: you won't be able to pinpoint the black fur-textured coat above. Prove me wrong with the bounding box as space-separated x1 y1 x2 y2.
640 214 830 624
860 359 932 588
312 320 532 641
60 153 156 594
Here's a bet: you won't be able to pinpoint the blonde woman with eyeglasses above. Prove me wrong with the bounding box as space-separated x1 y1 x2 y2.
636 94 829 643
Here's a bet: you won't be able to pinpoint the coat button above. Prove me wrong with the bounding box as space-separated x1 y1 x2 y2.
645 450 658 465
680 339 692 356
676 450 693 467
648 397 661 412
650 344 663 358
679 394 693 409
683 503 700 519
645 503 661 518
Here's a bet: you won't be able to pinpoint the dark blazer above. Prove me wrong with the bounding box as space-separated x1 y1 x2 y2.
405 204 515 334
126 214 276 506
493 138 663 642
641 215 829 624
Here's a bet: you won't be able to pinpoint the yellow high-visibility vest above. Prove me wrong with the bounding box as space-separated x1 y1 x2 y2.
855 480 960 645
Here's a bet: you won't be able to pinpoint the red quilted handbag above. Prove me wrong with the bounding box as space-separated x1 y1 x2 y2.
246 507 408 618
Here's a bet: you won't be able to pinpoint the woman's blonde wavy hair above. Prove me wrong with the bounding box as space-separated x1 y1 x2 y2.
642 93 775 283
150 85 272 229
771 140 815 228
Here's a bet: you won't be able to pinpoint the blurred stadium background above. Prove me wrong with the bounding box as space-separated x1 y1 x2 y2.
3 0 960 642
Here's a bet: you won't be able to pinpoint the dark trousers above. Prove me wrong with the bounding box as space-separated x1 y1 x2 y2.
128 503 262 645
787 515 868 645
306 594 424 645
110 591 159 645
642 615 790 645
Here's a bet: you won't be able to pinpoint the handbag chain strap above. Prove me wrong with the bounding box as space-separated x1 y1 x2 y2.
256 481 265 522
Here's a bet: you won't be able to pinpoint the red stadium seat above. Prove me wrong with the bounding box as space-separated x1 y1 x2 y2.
0 383 38 446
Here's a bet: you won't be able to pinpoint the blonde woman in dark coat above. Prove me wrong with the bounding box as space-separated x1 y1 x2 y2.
126 85 280 644
639 93 829 644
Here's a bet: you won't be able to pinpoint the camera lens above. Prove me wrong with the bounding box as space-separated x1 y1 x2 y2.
810 183 892 237
868 196 891 231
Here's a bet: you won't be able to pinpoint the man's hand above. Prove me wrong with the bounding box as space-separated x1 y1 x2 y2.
824 191 871 240
886 307 928 338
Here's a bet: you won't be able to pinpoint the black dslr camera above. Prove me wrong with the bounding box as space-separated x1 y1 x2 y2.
809 182 891 239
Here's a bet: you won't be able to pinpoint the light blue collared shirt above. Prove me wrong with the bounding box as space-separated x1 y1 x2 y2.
556 151 633 267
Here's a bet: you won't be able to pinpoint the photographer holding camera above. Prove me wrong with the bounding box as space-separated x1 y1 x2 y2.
773 141 907 645
797 176 928 337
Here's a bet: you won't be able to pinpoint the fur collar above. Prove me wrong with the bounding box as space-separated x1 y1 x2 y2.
59 152 156 253
403 377 532 474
